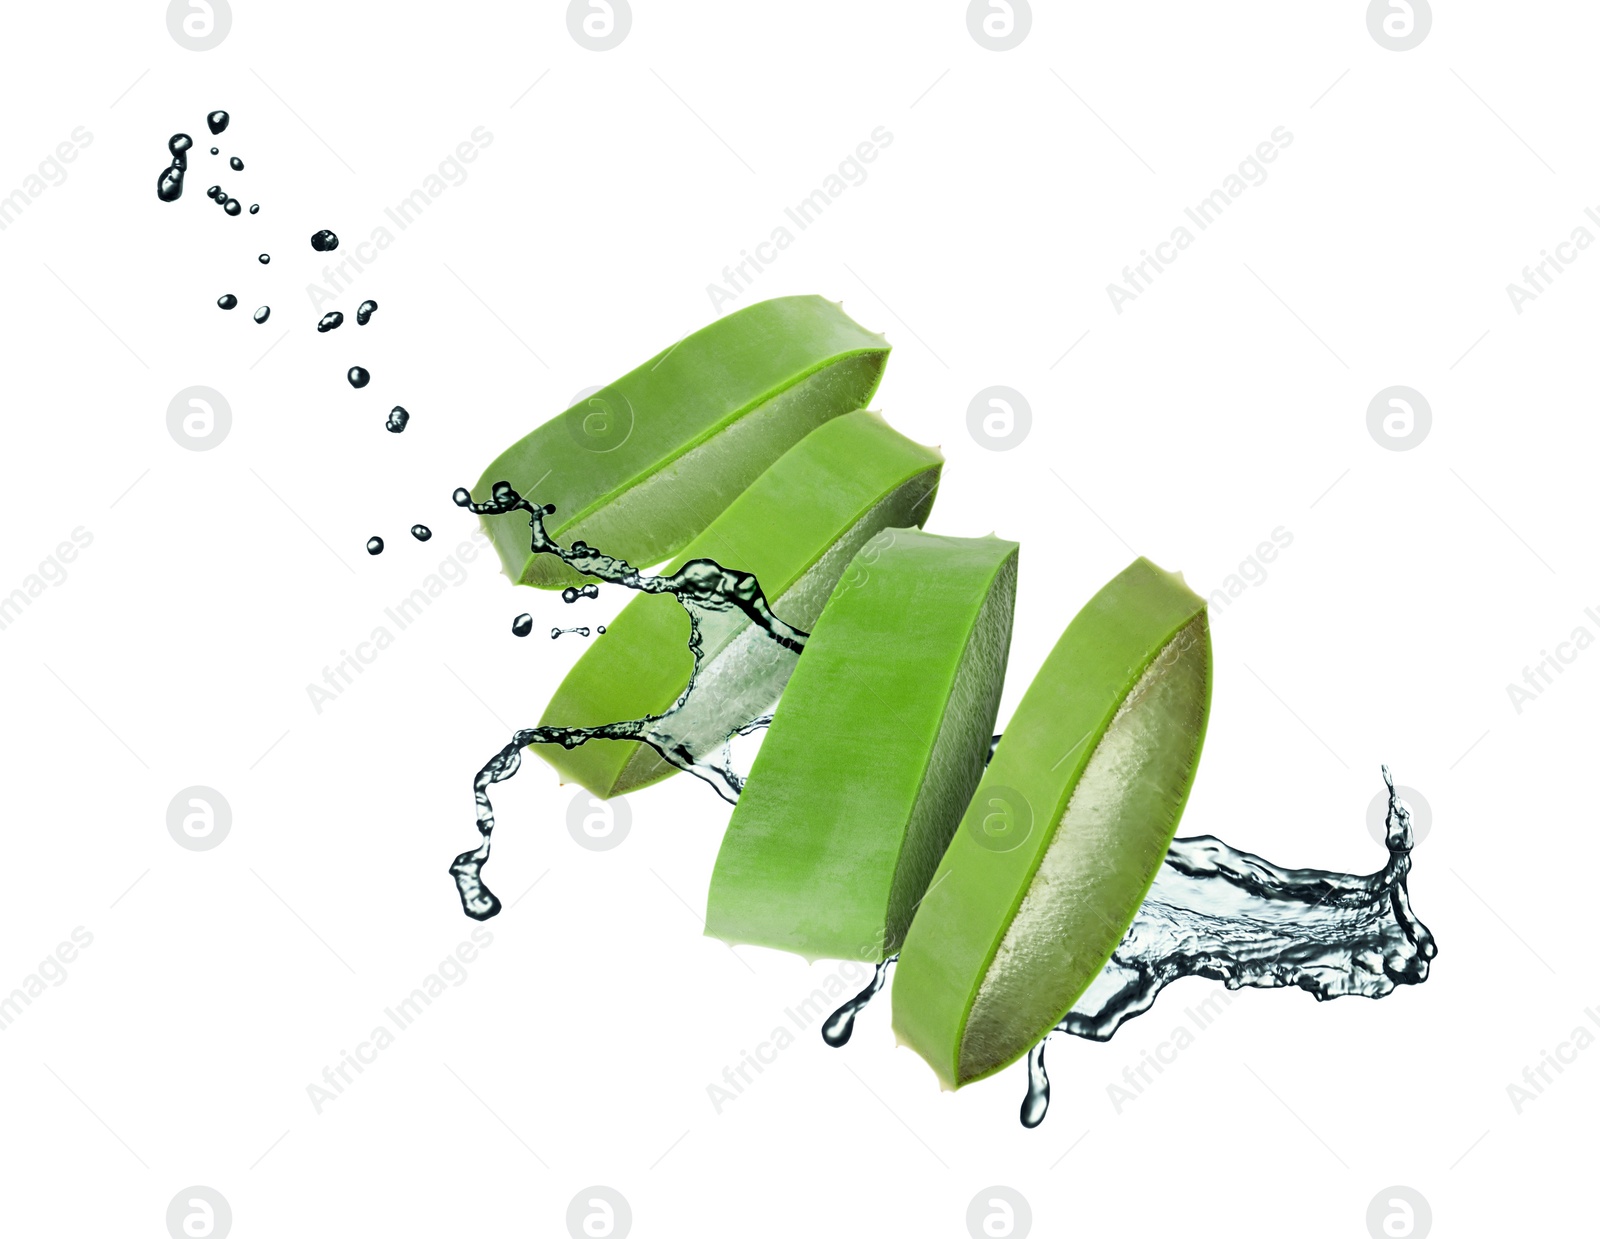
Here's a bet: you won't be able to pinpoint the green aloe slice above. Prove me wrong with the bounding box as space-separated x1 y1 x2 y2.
537 411 943 797
475 295 890 589
892 558 1211 1089
704 529 1019 963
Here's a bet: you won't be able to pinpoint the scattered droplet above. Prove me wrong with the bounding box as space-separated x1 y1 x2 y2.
561 583 601 604
386 406 410 433
253 306 270 324
551 627 592 640
229 156 244 171
223 198 241 216
310 229 339 252
452 487 471 507
597 625 607 635
316 311 344 333
366 537 384 555
356 299 378 326
169 133 192 156
347 366 370 389
207 110 230 135
210 146 219 155
206 185 221 199
249 204 259 214
217 294 237 310
411 525 432 542
258 253 270 264
511 614 533 638
157 165 185 202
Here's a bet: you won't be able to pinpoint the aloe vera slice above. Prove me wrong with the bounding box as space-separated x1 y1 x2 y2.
475 295 890 589
704 530 1019 963
892 558 1211 1089
537 411 943 797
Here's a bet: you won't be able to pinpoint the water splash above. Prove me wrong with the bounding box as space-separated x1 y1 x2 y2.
817 768 1436 1128
156 133 190 201
551 626 592 640
448 479 806 921
562 584 601 604
1013 766 1435 1125
821 957 896 1047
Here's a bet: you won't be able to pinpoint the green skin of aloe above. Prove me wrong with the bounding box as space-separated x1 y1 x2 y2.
535 411 944 798
475 295 891 590
892 558 1212 1089
705 528 1019 964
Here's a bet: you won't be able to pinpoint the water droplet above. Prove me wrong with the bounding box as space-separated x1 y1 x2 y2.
206 185 221 199
347 366 370 389
169 133 193 156
217 294 237 310
253 306 270 324
157 165 185 202
223 198 241 216
210 146 219 155
316 311 344 333
310 229 339 252
597 625 607 635
387 407 411 433
258 253 270 264
206 110 230 135
561 588 578 604
411 525 432 542
229 156 243 171
511 614 533 637
249 203 259 214
366 537 384 555
356 299 378 326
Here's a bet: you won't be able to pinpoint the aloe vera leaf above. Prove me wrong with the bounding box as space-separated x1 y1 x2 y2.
475 295 890 589
704 529 1019 963
891 558 1212 1089
536 411 943 797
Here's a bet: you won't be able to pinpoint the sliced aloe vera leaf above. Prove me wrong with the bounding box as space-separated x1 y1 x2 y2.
705 530 1019 963
537 411 943 797
891 558 1212 1089
475 295 890 589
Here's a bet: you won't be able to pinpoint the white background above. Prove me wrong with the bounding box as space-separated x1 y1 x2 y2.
0 2 1592 1236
